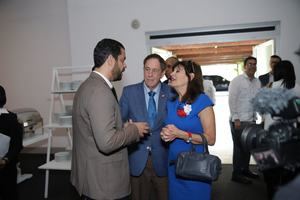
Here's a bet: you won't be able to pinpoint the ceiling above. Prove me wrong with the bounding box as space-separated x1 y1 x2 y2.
160 39 269 66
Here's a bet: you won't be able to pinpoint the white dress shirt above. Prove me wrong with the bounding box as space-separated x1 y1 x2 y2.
93 71 113 89
0 108 9 116
203 79 216 104
228 73 260 122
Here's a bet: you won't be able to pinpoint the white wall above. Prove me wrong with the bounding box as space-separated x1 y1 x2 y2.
0 0 300 148
0 0 71 122
67 0 300 95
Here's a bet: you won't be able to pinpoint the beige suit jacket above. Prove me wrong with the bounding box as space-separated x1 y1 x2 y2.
71 72 140 200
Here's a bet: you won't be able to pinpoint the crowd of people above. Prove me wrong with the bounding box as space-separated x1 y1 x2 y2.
1 37 300 200
228 54 300 199
71 38 217 200
70 39 300 200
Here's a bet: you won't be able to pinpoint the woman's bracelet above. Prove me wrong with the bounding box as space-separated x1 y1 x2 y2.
186 132 192 143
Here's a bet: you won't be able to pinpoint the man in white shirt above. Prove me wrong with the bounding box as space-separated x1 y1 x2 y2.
203 79 216 104
228 56 261 184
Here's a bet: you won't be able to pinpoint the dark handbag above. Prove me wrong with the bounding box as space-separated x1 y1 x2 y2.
174 134 222 181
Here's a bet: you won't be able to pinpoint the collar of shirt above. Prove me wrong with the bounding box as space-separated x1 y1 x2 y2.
269 73 274 82
93 71 113 89
272 79 284 88
143 82 161 109
242 72 256 81
0 108 9 115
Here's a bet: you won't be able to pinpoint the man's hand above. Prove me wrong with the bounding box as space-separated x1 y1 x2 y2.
126 119 150 137
0 159 7 170
133 122 150 137
234 119 241 129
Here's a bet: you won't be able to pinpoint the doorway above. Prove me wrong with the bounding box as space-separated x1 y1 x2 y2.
147 21 280 164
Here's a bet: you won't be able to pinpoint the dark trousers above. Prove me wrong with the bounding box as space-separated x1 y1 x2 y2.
131 156 168 200
230 121 254 175
81 195 130 200
0 165 18 200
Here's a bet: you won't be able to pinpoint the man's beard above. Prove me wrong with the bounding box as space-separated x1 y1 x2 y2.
112 64 123 81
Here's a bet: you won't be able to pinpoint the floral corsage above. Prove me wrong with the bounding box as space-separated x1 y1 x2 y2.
177 103 192 118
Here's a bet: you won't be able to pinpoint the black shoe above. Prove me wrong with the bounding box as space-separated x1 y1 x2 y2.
231 174 252 184
243 170 259 179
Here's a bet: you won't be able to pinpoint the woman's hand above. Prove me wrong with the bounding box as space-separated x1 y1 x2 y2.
160 124 182 142
160 125 175 142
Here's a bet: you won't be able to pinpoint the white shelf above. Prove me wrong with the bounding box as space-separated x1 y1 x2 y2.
23 133 48 147
44 123 72 129
39 160 71 170
17 173 33 184
41 66 90 198
51 90 76 94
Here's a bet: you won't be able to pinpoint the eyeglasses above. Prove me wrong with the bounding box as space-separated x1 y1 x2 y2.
247 62 257 67
144 67 161 74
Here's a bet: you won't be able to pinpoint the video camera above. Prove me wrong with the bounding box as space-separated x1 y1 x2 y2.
241 88 300 172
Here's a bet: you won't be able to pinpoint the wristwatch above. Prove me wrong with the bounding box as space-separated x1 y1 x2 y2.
186 132 192 143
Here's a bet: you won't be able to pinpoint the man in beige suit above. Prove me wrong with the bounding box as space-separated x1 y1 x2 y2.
71 38 149 200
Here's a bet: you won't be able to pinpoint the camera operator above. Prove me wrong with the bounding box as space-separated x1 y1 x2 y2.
264 60 300 130
272 49 300 200
261 60 300 199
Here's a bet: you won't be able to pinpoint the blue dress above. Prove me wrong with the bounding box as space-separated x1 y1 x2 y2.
165 94 214 200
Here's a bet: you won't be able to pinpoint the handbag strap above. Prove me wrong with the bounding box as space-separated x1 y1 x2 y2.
191 134 209 154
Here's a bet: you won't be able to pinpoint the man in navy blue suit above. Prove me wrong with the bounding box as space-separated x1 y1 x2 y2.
120 54 172 200
258 55 281 87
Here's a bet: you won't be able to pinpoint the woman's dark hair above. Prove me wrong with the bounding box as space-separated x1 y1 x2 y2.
171 60 204 103
273 60 296 89
0 85 7 108
92 38 125 70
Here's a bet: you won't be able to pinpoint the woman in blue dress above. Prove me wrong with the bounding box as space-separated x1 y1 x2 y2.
160 60 216 200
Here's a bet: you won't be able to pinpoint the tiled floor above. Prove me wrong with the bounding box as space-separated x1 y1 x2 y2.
18 154 268 200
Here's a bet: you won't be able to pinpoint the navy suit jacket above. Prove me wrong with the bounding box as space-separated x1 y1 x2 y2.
120 82 172 177
259 72 271 87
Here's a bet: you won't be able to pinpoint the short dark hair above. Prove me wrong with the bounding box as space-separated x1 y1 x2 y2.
166 56 178 66
271 55 281 61
171 60 204 104
143 54 166 71
273 60 296 89
244 56 257 66
92 38 125 70
0 85 7 108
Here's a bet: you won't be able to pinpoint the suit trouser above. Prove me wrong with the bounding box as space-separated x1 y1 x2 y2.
81 194 130 200
0 165 18 200
131 155 168 200
230 121 254 175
